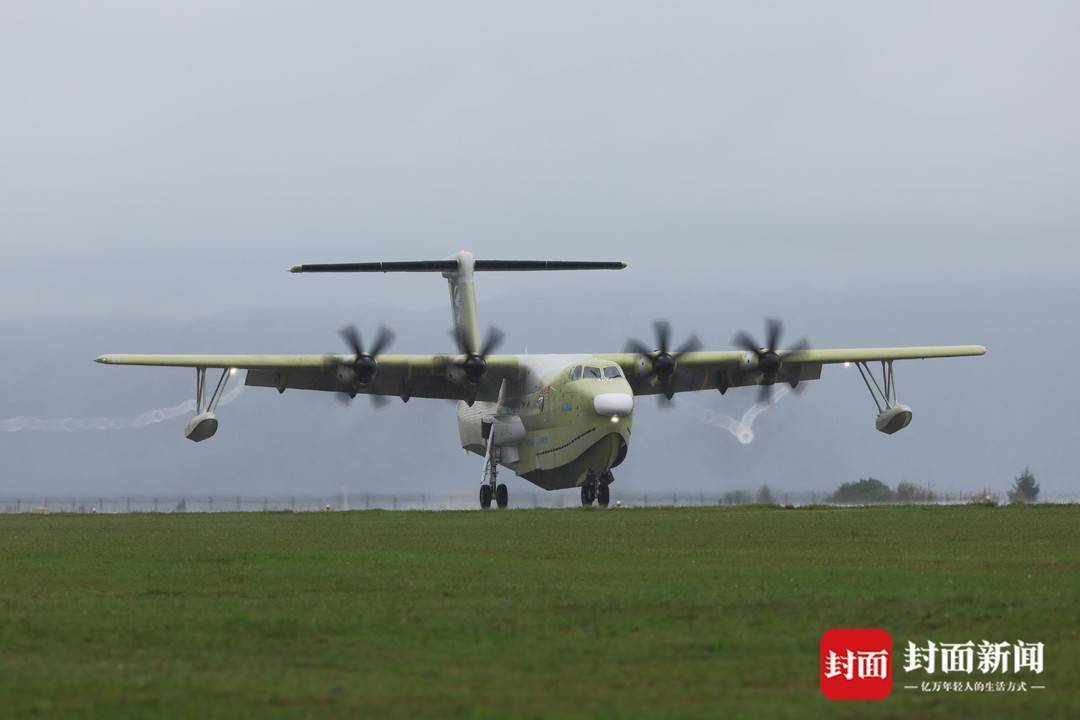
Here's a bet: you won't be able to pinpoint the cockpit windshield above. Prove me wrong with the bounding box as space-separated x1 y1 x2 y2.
570 364 622 381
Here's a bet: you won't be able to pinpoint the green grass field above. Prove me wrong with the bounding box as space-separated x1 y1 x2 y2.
1 505 1078 718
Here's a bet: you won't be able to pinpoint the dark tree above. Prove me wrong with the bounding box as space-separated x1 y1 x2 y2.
1008 468 1040 503
830 477 896 504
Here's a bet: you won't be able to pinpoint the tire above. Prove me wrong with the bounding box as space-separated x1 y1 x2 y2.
598 484 610 508
581 484 593 507
480 484 493 509
496 483 509 509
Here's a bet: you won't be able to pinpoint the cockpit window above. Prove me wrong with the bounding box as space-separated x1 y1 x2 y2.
583 366 602 380
570 365 582 381
604 366 622 379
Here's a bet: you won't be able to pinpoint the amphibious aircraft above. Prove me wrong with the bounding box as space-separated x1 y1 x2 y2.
97 252 986 508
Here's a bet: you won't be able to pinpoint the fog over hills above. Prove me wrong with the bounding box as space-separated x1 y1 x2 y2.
1 277 1075 499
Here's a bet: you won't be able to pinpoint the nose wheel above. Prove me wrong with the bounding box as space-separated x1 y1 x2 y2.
597 482 610 508
581 472 613 507
580 482 596 506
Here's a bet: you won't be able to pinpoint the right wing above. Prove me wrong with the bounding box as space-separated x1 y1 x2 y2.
95 353 521 403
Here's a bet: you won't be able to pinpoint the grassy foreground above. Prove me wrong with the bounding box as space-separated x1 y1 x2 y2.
0 505 1078 719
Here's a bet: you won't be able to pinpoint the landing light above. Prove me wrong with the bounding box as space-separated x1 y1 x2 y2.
230 368 238 375
843 362 851 368
611 416 620 423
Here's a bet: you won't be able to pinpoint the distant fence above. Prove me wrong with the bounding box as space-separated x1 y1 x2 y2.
1 493 781 514
1 490 1071 513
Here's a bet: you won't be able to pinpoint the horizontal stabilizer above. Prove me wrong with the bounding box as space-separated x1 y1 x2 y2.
290 261 457 273
290 259 626 273
473 260 626 271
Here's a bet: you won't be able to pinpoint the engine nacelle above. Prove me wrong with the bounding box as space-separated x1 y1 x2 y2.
184 412 219 442
456 402 525 467
875 404 913 435
457 401 527 445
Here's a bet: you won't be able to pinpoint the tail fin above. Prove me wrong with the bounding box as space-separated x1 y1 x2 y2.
290 252 626 354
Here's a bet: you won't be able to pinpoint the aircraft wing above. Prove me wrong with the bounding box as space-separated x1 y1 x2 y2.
95 354 521 403
595 345 987 396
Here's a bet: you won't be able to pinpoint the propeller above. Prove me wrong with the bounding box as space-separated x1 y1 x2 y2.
732 317 810 402
623 320 703 404
336 324 395 408
451 325 505 385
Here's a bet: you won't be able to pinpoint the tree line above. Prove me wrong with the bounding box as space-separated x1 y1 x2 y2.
826 468 1040 505
724 469 1044 506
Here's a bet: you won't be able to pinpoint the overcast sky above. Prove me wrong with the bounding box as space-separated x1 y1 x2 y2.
1 2 1078 500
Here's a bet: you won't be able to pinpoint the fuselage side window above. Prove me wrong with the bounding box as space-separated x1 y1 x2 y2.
584 366 602 380
604 366 622 379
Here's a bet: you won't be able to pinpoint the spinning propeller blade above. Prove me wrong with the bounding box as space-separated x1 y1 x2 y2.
452 325 505 385
336 323 395 408
731 318 811 402
624 320 702 405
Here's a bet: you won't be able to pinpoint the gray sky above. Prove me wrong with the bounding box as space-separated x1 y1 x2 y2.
1 2 1078 499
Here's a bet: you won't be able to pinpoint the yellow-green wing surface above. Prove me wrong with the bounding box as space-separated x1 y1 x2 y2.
95 354 522 403
596 345 986 396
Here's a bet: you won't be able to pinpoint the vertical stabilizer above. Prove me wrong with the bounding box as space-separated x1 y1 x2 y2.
442 251 482 354
288 254 625 357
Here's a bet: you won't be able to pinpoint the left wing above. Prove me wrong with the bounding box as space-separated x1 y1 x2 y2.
95 354 522 403
596 345 987 396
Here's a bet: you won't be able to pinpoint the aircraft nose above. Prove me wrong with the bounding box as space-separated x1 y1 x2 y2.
593 393 633 417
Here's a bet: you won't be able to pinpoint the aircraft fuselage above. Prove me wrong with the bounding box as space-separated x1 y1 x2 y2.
457 355 634 490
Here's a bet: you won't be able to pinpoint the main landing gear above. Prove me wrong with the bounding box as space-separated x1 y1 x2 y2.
479 481 508 510
580 472 613 508
479 421 508 509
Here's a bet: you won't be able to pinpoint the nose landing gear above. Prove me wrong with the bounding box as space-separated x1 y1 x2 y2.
597 482 610 508
580 482 596 506
580 472 614 507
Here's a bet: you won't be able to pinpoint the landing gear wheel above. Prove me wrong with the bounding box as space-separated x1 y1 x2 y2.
496 483 509 509
581 482 596 507
598 483 610 508
480 484 493 509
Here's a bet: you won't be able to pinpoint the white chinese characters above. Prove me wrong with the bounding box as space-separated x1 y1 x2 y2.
903 640 1043 674
824 649 890 681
